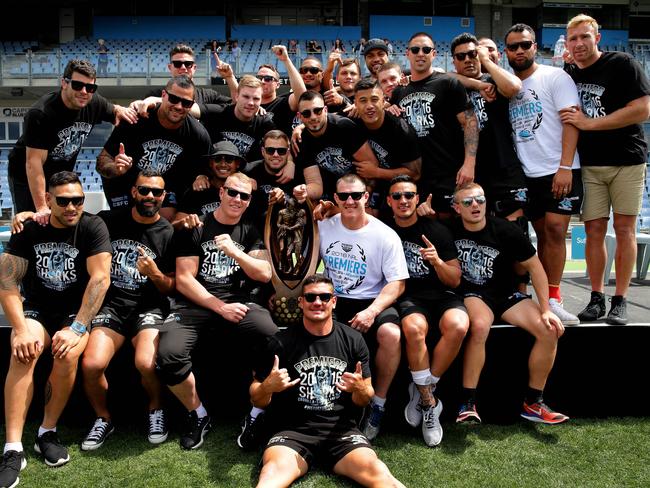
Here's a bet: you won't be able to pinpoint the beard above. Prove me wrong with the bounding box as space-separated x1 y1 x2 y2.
135 199 161 217
508 55 534 73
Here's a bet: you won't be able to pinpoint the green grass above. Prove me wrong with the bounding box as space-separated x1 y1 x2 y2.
6 418 650 487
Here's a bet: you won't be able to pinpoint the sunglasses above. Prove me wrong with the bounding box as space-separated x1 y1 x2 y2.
171 60 195 69
459 195 487 207
453 50 478 61
299 66 322 75
257 75 278 83
55 195 85 207
264 146 288 156
335 191 365 201
409 46 434 55
303 292 333 303
136 186 165 197
224 187 252 201
506 41 534 52
63 78 98 93
166 92 194 109
300 106 325 118
390 191 417 201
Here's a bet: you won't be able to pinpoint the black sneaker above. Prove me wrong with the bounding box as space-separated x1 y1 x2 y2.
237 412 266 450
577 292 606 322
81 417 114 451
148 409 169 445
0 450 26 488
180 411 211 450
34 431 70 467
606 295 628 325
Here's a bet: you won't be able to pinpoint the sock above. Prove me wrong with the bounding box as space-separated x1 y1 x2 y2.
525 387 544 405
411 368 432 386
372 395 386 407
38 426 56 437
4 442 23 454
462 387 477 404
193 403 208 419
549 285 561 301
250 406 265 420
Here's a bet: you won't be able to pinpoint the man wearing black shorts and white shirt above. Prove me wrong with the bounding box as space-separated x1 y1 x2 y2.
96 75 212 219
450 33 529 220
156 172 278 450
7 59 136 221
318 174 408 441
294 91 379 202
562 14 650 325
449 182 568 425
252 275 405 488
386 176 469 446
80 170 175 451
0 172 111 487
391 32 479 216
505 23 582 325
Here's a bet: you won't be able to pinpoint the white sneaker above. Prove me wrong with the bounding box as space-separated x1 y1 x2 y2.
422 398 443 447
404 382 422 427
549 298 580 326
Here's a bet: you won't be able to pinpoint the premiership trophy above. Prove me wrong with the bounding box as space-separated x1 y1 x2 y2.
264 197 320 327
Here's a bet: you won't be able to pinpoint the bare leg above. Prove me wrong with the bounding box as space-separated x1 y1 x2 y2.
257 445 308 488
132 328 162 410
82 327 124 419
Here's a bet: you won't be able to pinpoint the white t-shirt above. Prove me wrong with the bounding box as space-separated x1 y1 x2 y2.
509 64 580 177
318 214 409 299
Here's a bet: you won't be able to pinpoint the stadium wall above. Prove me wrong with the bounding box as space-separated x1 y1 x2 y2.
369 15 475 41
93 16 226 40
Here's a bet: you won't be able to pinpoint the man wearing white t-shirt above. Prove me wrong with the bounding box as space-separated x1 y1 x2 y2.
505 23 582 325
318 174 408 441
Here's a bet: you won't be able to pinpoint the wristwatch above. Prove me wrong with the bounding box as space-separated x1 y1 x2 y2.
70 320 87 336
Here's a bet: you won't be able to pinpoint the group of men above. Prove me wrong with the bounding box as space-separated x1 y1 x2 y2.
1 13 649 488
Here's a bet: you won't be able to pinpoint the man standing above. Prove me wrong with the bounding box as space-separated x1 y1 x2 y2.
0 172 111 487
156 172 278 450
562 14 650 324
391 32 479 216
318 174 408 440
97 75 212 219
7 59 136 220
505 23 582 324
80 171 175 450
252 275 405 488
387 176 469 446
448 182 568 425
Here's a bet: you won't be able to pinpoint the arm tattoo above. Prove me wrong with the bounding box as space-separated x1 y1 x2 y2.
462 108 479 158
0 254 28 291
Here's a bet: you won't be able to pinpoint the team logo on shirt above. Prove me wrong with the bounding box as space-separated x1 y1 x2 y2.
52 122 93 160
139 140 183 173
576 83 606 118
110 239 156 291
315 147 354 176
399 92 436 136
455 239 499 285
295 356 347 411
323 241 367 293
33 242 80 291
509 89 543 141
221 132 255 158
200 239 245 283
402 241 429 278
469 90 488 132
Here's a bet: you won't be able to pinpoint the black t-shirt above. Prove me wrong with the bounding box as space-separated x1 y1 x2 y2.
98 207 174 310
202 104 276 162
100 106 212 209
391 72 471 181
294 114 367 198
564 51 650 166
8 91 115 184
253 321 371 433
448 216 536 300
174 212 266 302
389 217 459 301
262 94 297 137
4 213 112 313
177 187 223 216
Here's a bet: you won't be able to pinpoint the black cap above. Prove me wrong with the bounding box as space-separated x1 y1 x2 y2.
204 141 247 170
363 38 389 57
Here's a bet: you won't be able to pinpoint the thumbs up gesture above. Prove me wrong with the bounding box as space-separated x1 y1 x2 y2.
264 355 300 393
114 142 133 176
337 361 365 393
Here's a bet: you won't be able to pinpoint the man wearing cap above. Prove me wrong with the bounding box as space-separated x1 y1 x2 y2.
363 39 391 79
156 172 278 450
173 141 247 230
97 75 212 220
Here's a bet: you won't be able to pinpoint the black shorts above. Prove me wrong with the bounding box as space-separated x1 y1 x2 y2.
22 302 76 338
265 427 372 470
524 170 583 221
91 303 165 338
419 176 456 214
464 291 530 320
476 165 528 218
398 292 467 334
